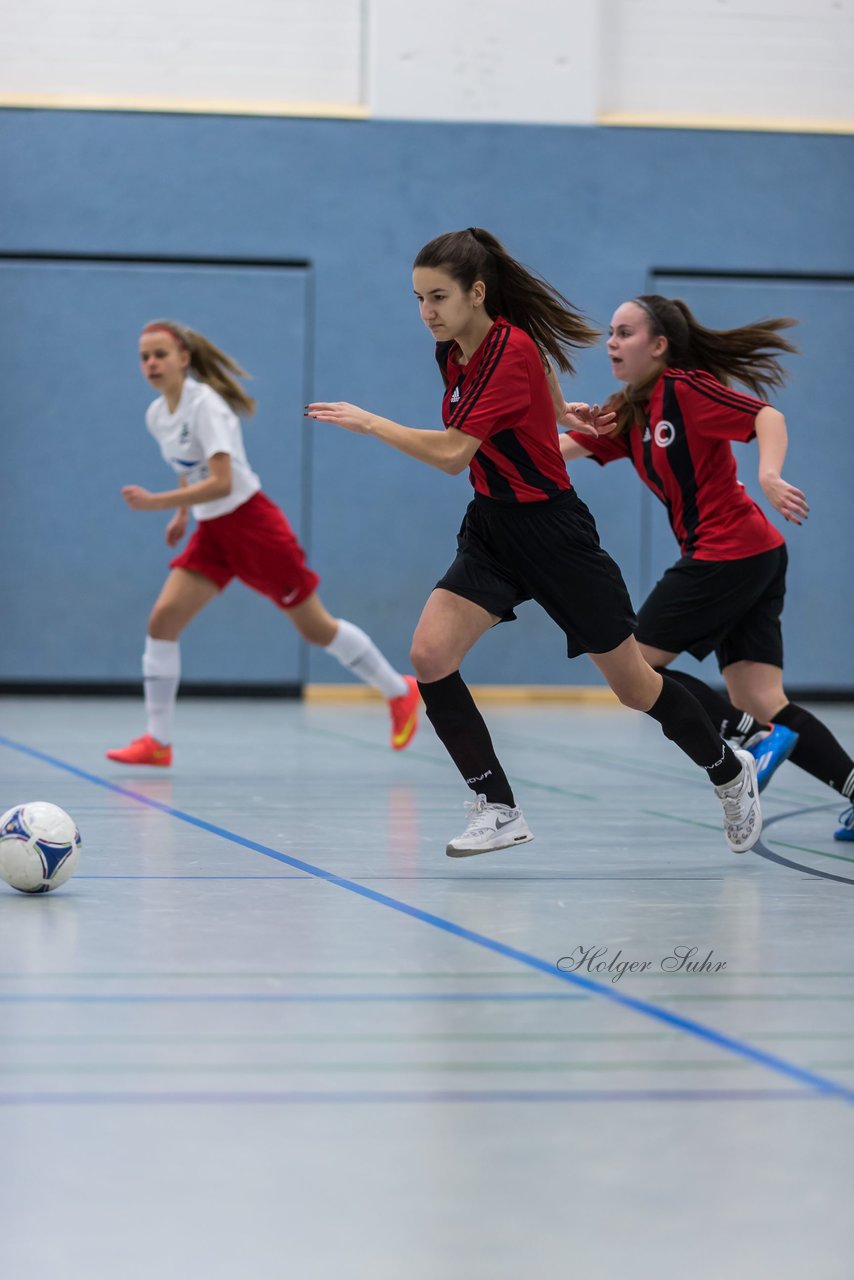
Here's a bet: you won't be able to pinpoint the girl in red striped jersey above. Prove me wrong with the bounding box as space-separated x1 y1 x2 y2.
560 295 854 841
307 230 765 859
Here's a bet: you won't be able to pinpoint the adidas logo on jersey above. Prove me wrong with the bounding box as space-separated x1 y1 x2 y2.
643 426 651 442
450 386 461 403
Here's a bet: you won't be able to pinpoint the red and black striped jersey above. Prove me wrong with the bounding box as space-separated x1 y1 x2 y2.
437 317 571 504
570 368 785 561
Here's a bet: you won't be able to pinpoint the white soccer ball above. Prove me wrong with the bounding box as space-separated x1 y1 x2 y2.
0 802 82 894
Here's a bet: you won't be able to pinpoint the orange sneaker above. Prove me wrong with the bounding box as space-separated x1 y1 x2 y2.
105 734 173 767
389 676 420 751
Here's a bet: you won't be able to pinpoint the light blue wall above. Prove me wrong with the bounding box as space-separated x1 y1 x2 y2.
1 111 852 688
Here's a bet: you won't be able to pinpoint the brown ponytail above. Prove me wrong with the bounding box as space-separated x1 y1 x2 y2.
413 228 599 375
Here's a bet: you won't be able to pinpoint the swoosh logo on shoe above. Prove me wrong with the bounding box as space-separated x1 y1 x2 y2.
494 815 518 830
392 713 417 747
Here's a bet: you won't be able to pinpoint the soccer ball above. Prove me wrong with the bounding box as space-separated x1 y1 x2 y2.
0 802 82 894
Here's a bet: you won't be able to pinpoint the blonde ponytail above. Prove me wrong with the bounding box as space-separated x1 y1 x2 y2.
142 321 256 416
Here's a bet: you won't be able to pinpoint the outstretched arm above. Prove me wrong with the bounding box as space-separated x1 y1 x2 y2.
544 362 615 438
754 407 809 525
305 402 481 475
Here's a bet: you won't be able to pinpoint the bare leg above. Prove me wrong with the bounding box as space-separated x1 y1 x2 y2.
722 660 787 723
410 588 498 681
148 568 220 639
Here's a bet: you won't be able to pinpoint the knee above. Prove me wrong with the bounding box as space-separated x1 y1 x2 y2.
410 637 452 685
148 606 181 641
298 619 337 647
742 695 789 724
616 685 657 714
608 666 661 713
729 686 788 723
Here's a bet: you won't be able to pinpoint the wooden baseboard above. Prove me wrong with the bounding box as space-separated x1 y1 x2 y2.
304 683 621 705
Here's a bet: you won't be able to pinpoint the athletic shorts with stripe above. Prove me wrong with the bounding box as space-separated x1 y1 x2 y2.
170 490 320 610
636 544 787 669
435 490 637 659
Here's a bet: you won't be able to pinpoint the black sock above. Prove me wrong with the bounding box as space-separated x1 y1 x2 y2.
417 671 516 807
646 674 742 787
656 667 768 743
772 703 854 798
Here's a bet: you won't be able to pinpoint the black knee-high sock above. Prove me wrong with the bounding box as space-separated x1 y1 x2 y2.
646 674 742 787
772 703 854 798
656 667 768 743
417 671 516 807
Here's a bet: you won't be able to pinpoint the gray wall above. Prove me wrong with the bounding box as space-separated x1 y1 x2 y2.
1 110 852 688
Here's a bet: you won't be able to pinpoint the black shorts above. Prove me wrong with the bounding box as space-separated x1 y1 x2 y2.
636 544 787 670
435 490 637 659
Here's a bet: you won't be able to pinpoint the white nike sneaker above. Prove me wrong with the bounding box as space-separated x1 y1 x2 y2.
714 748 762 854
446 794 534 858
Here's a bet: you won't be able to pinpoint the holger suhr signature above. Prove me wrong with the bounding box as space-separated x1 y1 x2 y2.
556 945 726 984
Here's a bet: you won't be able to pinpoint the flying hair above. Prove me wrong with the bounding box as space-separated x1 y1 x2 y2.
413 228 599 375
141 320 256 416
605 294 798 436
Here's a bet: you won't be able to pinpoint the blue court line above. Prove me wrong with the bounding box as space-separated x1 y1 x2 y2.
2 734 853 1105
0 1088 828 1107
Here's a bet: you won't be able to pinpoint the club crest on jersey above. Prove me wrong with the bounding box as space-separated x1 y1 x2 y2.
179 423 191 443
653 419 676 448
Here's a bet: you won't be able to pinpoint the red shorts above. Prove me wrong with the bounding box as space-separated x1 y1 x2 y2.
170 491 320 609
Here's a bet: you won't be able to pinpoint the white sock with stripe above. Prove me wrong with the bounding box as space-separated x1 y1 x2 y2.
323 619 407 699
143 637 180 744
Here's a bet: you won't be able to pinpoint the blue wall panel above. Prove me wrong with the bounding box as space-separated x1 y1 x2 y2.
1 111 851 687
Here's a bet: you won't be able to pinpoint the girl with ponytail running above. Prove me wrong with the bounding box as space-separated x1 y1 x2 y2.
559 294 853 841
307 230 763 858
107 320 419 766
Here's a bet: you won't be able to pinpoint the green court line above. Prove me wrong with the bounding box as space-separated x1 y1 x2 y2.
3 1031 854 1048
312 722 847 862
305 725 596 800
498 727 834 808
644 808 854 864
756 838 854 867
0 968 851 981
658 994 854 1002
0 970 579 981
0 1060 760 1074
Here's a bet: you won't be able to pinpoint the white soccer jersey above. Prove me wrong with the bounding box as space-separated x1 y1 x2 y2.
145 378 261 520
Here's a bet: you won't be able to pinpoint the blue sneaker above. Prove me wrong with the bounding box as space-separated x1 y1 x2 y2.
834 805 854 842
744 724 799 793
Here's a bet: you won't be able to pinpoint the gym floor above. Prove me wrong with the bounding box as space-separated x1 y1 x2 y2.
1 694 852 1279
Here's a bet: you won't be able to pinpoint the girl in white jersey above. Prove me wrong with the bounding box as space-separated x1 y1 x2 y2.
106 320 420 766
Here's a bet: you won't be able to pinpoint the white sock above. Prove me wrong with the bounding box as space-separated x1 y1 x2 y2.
142 637 181 744
323 619 407 699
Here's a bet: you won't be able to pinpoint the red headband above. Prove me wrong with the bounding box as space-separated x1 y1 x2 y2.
142 324 188 350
